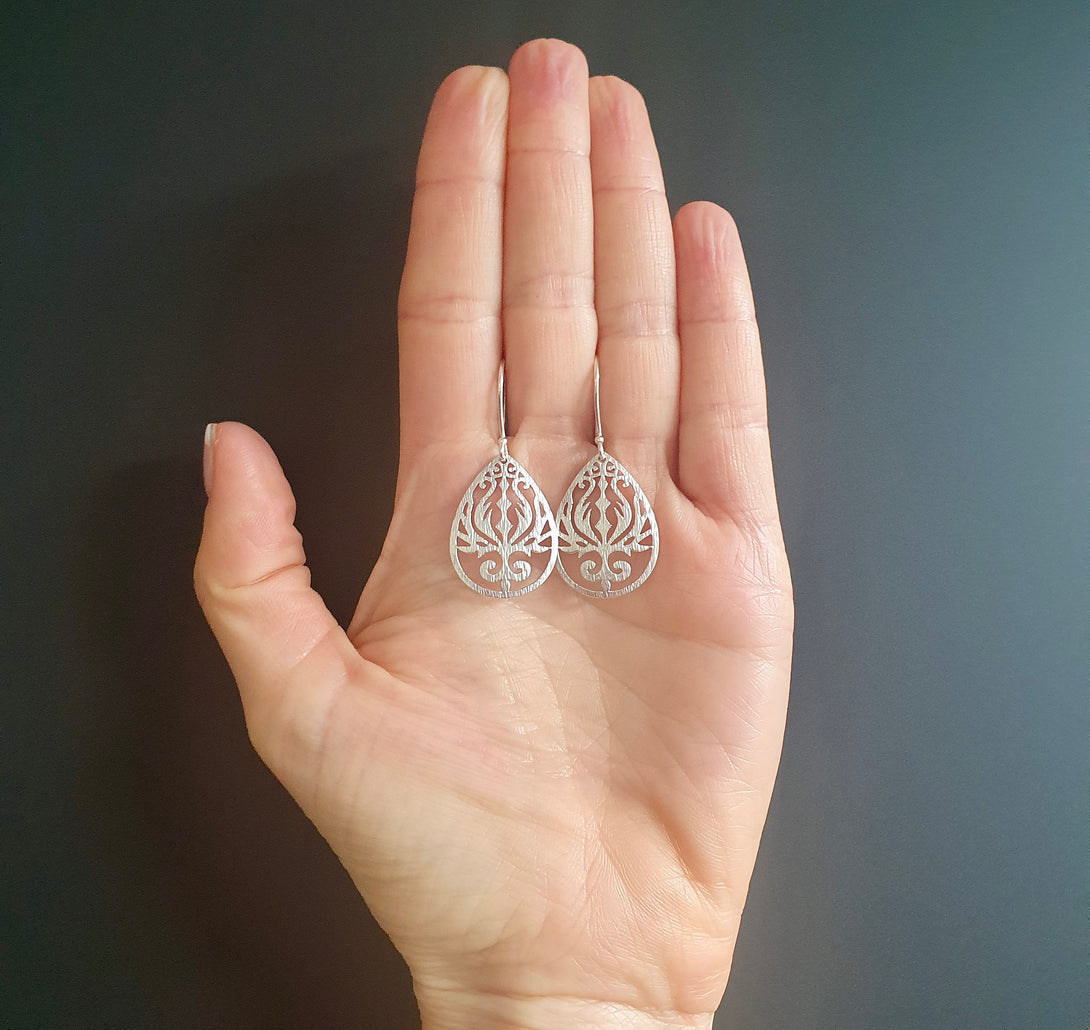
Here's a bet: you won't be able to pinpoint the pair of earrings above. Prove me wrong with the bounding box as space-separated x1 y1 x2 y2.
450 360 659 598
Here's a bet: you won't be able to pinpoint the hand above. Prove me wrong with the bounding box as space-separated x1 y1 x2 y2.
195 38 792 1030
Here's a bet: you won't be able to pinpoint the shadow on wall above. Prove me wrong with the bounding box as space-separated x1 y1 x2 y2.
70 152 418 1028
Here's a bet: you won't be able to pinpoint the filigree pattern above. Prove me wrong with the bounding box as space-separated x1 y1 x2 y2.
450 453 558 597
556 451 658 596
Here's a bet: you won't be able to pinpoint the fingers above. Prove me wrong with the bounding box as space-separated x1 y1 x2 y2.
674 203 779 526
399 44 774 532
503 39 597 440
588 75 679 479
397 66 509 461
194 422 363 749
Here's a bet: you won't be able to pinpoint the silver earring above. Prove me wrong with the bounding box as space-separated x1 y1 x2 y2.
556 358 659 596
450 362 558 597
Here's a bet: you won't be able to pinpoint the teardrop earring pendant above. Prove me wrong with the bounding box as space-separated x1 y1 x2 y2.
556 359 659 596
450 362 558 597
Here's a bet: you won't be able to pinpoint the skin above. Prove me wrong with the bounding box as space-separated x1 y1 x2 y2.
195 38 793 1030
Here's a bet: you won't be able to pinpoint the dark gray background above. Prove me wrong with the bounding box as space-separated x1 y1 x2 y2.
3 2 1085 1027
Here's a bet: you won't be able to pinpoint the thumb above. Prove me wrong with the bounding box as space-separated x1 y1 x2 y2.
194 421 362 756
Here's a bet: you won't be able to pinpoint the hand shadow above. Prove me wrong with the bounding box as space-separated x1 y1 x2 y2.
72 151 420 1029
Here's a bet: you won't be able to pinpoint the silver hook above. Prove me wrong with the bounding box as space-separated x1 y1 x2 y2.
498 360 509 459
593 357 605 457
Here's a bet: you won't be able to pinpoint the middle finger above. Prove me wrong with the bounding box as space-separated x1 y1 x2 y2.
503 39 597 444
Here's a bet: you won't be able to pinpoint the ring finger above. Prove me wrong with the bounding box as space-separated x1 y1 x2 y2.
588 74 680 484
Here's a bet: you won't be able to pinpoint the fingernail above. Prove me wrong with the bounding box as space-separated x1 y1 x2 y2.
203 422 217 495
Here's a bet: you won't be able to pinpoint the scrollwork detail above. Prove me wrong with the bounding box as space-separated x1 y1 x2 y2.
556 452 658 596
450 454 558 598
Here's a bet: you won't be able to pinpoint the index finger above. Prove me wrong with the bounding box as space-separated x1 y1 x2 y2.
397 66 509 463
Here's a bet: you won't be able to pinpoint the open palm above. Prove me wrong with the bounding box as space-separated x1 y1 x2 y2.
196 39 792 1030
